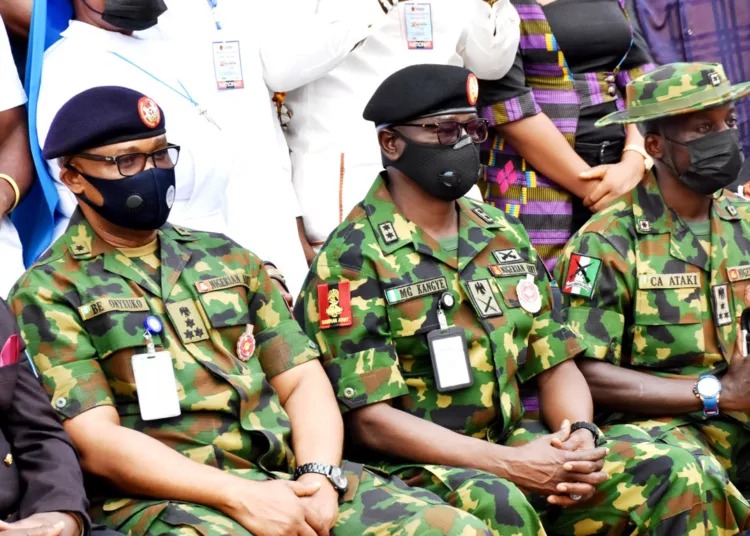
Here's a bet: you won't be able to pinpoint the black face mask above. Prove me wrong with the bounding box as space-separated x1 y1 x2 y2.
662 129 745 196
74 167 176 230
83 0 167 31
384 133 482 201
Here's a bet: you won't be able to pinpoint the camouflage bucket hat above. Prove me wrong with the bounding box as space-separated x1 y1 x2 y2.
597 62 750 126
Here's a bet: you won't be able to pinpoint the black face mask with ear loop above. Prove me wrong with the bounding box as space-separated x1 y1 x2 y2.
382 132 482 202
82 0 167 31
661 129 745 196
72 166 176 230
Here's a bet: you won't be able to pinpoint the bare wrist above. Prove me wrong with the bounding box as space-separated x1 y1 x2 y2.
477 442 517 480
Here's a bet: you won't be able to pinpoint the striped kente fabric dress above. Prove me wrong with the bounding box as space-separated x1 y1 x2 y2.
478 0 655 272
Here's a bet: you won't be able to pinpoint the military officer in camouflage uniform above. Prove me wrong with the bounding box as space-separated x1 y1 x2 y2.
556 62 750 530
296 64 746 535
9 86 498 536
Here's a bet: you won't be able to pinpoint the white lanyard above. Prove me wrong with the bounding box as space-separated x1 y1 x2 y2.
207 0 222 30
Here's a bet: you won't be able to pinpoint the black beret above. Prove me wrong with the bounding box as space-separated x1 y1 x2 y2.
43 86 167 160
363 64 479 127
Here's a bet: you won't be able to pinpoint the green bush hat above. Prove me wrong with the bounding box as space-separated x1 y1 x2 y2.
597 62 750 126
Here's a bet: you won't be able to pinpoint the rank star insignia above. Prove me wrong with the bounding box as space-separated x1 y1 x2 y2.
166 300 210 343
236 325 256 361
378 222 399 244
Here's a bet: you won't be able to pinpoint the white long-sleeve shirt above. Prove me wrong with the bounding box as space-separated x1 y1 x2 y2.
258 0 520 246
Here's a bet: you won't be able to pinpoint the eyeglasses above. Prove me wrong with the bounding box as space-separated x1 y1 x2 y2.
70 144 181 177
399 118 489 145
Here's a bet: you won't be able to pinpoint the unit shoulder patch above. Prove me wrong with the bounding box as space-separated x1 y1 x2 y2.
562 254 602 298
318 282 353 329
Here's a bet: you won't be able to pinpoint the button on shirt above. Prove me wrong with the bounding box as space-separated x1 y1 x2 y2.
0 17 27 298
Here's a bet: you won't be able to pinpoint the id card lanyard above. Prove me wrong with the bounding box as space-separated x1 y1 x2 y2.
207 0 222 30
109 51 222 130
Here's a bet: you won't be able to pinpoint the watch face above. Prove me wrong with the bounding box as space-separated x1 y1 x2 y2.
330 467 348 491
698 377 722 398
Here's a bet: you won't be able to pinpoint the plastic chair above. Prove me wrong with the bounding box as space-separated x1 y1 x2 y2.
11 0 72 267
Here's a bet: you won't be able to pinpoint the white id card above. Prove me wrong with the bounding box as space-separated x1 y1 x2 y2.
131 351 182 421
427 327 473 393
404 2 434 50
212 41 245 90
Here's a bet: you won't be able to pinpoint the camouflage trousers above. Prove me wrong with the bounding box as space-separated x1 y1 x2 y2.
380 420 750 536
510 420 750 535
91 462 493 536
602 417 750 528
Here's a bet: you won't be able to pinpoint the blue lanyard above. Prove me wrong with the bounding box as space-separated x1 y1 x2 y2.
109 52 198 107
207 0 222 30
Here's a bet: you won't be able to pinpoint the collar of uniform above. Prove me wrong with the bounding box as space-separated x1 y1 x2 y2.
632 172 678 235
65 210 114 259
160 224 200 242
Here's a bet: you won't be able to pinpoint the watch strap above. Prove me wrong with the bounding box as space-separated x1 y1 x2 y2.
570 421 605 447
263 262 289 293
294 462 332 480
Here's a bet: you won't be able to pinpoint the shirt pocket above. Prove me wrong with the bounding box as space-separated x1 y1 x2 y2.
494 277 533 334
198 287 251 362
632 287 704 368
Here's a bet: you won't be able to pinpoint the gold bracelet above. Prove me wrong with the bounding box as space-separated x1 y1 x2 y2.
0 174 20 212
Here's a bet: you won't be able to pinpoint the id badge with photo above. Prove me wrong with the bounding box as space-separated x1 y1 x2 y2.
427 326 473 393
131 351 182 421
403 2 434 50
212 40 245 90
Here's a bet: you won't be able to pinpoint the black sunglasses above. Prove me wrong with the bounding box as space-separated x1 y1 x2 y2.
69 144 181 177
399 118 489 145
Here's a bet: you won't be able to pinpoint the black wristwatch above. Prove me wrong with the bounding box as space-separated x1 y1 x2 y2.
294 463 349 494
570 422 605 447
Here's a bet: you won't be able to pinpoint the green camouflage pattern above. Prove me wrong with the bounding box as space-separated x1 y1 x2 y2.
295 173 581 441
597 62 750 126
9 210 493 536
555 174 750 521
296 173 747 534
506 420 750 534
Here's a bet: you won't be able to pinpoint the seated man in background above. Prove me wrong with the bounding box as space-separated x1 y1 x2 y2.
10 85 496 536
0 296 118 536
296 63 749 535
557 63 750 519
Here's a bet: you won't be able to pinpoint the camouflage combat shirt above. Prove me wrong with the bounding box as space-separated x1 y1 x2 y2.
296 174 585 443
10 211 320 485
556 173 750 428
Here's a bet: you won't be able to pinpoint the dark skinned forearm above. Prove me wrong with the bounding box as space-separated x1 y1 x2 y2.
0 106 34 204
496 113 593 199
578 359 702 415
347 402 515 477
538 360 594 430
0 0 32 38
